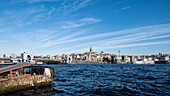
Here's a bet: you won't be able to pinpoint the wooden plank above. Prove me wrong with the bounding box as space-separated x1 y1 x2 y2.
0 62 33 74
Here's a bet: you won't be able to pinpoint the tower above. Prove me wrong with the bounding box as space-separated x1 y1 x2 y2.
89 47 93 61
90 47 93 53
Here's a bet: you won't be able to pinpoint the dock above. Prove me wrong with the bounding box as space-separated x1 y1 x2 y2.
0 63 55 94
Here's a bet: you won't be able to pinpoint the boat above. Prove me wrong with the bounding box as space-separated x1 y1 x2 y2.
36 62 43 64
135 59 154 64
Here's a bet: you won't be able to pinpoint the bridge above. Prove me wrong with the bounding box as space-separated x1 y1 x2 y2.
0 58 65 64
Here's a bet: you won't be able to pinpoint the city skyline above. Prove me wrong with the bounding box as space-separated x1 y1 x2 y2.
0 0 170 56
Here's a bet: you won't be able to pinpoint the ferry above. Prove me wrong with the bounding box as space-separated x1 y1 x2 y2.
135 59 154 64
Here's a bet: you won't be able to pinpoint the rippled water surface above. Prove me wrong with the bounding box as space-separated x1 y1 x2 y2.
1 64 170 96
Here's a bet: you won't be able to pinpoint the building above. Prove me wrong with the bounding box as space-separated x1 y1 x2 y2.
159 56 169 61
21 52 33 63
0 58 12 64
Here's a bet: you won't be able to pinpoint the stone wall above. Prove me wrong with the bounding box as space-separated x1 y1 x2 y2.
0 74 53 94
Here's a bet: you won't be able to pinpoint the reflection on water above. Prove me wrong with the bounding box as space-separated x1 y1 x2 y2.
1 64 170 95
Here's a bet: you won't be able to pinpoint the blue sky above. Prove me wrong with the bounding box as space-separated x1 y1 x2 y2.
0 0 170 56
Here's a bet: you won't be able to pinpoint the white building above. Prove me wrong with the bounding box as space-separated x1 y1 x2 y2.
21 52 33 63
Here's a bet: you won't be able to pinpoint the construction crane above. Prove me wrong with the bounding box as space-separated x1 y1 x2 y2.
114 49 120 57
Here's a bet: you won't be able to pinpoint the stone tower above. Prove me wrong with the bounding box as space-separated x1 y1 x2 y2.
90 47 93 53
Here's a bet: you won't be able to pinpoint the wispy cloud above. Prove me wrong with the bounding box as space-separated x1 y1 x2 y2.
11 0 59 4
114 6 132 12
62 17 101 29
25 23 170 54
28 0 59 3
11 0 93 16
54 33 170 53
21 30 85 52
41 32 85 47
100 40 170 50
57 0 93 14
62 40 170 54
61 23 170 43
2 4 47 26
40 35 57 42
48 7 56 15
40 23 170 53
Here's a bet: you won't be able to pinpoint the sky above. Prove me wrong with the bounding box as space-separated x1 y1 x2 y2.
0 0 170 56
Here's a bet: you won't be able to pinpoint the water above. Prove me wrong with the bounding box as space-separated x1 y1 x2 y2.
1 64 170 95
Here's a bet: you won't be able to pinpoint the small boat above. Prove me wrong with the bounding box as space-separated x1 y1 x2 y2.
36 62 43 64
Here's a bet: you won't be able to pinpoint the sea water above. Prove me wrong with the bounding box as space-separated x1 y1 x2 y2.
1 64 170 96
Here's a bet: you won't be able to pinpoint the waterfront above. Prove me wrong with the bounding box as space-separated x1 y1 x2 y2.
1 64 169 95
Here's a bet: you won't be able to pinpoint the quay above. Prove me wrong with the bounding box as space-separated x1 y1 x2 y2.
70 60 104 64
0 63 55 94
155 60 170 64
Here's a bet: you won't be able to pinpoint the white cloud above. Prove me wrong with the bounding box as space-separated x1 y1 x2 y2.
5 23 170 55
40 23 170 53
12 0 59 4
48 7 56 15
58 0 93 14
41 32 85 47
28 0 59 3
2 4 47 26
54 33 170 53
114 6 132 12
103 34 170 46
11 0 93 16
61 23 170 43
63 40 170 54
40 35 57 42
101 40 170 49
62 17 101 29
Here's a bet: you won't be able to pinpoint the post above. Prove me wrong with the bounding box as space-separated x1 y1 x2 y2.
16 70 19 77
31 65 32 75
23 68 24 75
20 68 21 76
10 70 12 79
29 67 30 73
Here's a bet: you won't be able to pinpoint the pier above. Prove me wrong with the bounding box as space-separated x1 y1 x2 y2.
0 63 55 94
